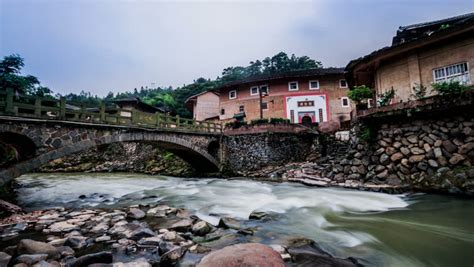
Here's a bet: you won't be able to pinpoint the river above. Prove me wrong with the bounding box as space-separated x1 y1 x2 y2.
14 173 474 267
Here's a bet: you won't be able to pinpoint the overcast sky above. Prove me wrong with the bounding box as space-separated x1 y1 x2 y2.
1 0 473 96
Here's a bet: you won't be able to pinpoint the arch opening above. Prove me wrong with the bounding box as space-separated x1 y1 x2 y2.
0 132 36 168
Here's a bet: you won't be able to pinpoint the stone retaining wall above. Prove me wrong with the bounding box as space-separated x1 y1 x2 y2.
335 115 474 194
222 133 315 175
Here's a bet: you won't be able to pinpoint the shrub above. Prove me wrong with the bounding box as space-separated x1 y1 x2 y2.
377 87 396 106
432 81 472 95
347 85 373 103
359 125 377 142
225 121 247 129
410 83 427 100
250 118 269 125
270 118 290 124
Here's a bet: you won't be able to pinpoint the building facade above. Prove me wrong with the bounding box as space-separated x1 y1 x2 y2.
185 91 220 121
346 13 474 104
217 68 352 125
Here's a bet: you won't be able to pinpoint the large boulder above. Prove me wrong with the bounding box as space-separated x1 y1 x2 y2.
17 239 60 259
197 243 284 267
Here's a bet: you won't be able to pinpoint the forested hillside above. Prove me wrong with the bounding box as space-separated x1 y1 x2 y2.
1 52 322 118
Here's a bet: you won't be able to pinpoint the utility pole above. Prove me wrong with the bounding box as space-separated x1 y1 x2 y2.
259 89 263 119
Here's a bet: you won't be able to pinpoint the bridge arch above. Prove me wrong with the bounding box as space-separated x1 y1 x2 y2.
0 130 219 186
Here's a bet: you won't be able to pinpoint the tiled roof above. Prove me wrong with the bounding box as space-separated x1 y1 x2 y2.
393 12 474 45
345 12 474 72
217 67 344 89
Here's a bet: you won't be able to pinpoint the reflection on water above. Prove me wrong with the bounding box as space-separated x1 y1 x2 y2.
16 173 474 267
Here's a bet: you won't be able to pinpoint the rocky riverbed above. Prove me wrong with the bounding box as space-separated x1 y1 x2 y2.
38 142 195 177
0 204 360 266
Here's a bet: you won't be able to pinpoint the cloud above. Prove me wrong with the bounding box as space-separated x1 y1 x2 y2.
1 0 472 95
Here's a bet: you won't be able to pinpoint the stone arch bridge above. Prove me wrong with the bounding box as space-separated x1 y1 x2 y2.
0 116 222 186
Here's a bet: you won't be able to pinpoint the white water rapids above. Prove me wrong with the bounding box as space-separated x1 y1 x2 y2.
15 173 474 267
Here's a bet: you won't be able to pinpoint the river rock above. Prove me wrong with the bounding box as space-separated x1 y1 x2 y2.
160 247 185 266
64 235 88 249
442 140 457 153
113 257 151 267
197 243 284 267
127 208 145 220
459 142 474 154
409 155 425 163
410 147 425 155
170 219 193 232
95 235 111 242
49 221 79 233
192 221 212 236
249 211 269 220
218 217 241 230
0 251 11 266
17 239 60 259
137 236 161 246
407 135 418 144
449 154 465 165
69 251 113 267
390 152 403 162
15 254 48 265
287 243 358 267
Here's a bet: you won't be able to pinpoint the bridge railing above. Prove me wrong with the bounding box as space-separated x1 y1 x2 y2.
0 89 223 134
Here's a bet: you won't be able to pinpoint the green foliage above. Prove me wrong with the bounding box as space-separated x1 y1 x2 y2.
439 24 450 30
163 151 174 161
410 83 427 100
347 85 373 103
3 52 322 118
225 121 248 129
359 125 377 142
0 54 44 95
432 81 472 96
377 87 396 106
220 52 322 83
269 118 290 124
250 118 269 125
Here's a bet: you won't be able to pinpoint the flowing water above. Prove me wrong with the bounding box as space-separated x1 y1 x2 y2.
15 173 474 267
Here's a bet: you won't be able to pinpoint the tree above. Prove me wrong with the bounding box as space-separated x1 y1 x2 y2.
0 54 43 95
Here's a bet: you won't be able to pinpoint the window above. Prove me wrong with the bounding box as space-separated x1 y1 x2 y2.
239 105 244 113
318 109 324 122
309 80 319 90
288 81 299 91
341 97 350 107
433 62 470 84
220 109 225 115
250 86 259 96
261 102 268 110
229 90 237 99
367 99 374 108
297 101 314 107
259 85 269 95
339 79 348 88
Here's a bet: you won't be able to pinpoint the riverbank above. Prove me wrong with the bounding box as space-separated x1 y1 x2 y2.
0 204 360 266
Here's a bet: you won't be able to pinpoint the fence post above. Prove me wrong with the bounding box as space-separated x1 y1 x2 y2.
155 112 161 128
34 98 42 117
176 115 180 128
131 110 136 125
99 101 105 122
5 88 14 114
80 104 85 120
59 97 66 119
164 113 169 128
